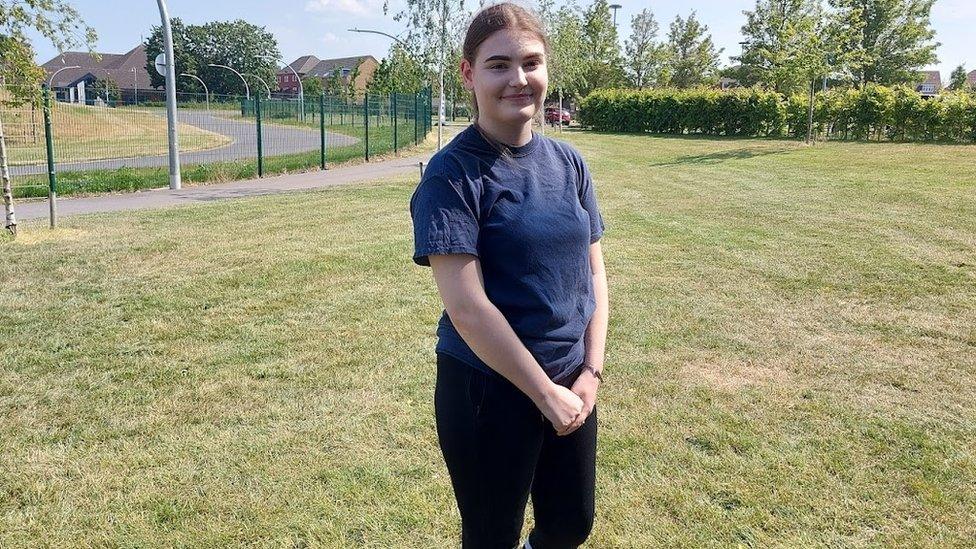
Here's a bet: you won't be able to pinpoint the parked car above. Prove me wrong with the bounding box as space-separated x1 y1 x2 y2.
545 107 571 126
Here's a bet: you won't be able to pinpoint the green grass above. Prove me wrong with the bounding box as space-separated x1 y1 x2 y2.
1 132 975 546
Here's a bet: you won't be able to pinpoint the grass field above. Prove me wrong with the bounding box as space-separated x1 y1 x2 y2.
1 131 974 546
4 102 230 165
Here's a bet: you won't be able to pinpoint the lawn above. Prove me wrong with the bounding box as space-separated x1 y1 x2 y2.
1 132 974 547
4 102 230 165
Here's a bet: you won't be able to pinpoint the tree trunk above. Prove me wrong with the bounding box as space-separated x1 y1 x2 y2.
806 79 815 145
0 115 17 237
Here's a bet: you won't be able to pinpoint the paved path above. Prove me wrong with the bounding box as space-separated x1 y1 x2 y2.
11 109 359 176
16 152 431 221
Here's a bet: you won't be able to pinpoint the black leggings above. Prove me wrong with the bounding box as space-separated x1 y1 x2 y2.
434 353 597 549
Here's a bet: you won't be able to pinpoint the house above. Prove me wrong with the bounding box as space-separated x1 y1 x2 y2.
915 70 942 97
41 44 158 104
276 55 379 97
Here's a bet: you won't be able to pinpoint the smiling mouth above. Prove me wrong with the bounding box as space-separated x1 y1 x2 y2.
502 93 533 100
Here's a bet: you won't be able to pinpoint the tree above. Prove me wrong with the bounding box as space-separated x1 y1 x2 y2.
578 0 626 97
663 12 723 88
0 0 96 236
368 43 426 94
325 68 346 100
301 75 323 98
735 0 821 93
90 76 121 104
144 19 280 97
947 65 967 91
780 1 863 143
538 0 585 104
623 8 667 89
829 0 939 86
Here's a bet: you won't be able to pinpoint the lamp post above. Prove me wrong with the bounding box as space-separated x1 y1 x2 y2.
348 28 410 95
90 67 113 104
130 67 138 104
610 3 622 26
245 73 272 99
156 0 181 190
180 73 209 110
47 65 80 102
209 63 250 100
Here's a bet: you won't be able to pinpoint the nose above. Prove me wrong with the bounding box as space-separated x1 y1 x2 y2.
509 65 528 88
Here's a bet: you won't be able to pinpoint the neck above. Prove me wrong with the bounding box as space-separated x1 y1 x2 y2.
476 117 534 147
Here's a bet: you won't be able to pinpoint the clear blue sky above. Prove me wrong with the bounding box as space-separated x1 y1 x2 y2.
29 0 975 81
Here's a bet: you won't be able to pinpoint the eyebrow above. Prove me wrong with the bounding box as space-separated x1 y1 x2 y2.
483 53 544 63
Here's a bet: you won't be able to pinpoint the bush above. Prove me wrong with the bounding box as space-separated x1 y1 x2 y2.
579 85 976 143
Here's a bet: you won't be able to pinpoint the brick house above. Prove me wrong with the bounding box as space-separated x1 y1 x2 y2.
276 55 378 97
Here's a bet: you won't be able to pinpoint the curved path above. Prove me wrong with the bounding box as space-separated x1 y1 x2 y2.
11 109 359 176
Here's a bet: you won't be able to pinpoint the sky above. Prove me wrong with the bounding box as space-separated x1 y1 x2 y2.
28 0 976 81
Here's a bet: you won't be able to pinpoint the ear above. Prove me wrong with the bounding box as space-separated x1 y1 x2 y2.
460 58 474 91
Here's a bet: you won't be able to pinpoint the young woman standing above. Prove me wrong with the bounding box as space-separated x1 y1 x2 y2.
410 3 608 547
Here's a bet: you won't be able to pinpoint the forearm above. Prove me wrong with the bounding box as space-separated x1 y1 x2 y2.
451 300 556 406
583 266 609 372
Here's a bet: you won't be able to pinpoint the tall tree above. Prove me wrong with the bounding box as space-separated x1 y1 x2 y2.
539 0 586 103
947 64 967 91
144 19 280 97
829 0 939 86
0 0 96 236
368 43 426 94
623 8 666 89
578 0 625 97
734 0 821 93
663 11 723 88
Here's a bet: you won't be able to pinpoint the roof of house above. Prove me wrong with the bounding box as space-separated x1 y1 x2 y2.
916 70 942 87
41 44 152 89
278 55 377 78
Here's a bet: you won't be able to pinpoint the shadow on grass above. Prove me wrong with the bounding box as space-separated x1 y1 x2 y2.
648 147 794 166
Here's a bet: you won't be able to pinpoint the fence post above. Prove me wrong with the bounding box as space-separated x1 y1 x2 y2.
393 92 398 156
256 94 263 178
320 92 327 170
364 92 370 162
414 92 419 146
42 84 57 229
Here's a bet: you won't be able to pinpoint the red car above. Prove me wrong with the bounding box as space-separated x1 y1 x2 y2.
545 107 571 126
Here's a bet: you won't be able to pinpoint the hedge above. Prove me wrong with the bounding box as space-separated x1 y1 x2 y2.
579 85 976 143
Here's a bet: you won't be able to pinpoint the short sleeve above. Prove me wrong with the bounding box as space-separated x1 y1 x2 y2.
409 174 481 266
576 156 606 244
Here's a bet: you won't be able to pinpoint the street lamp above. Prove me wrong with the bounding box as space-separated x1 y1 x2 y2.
208 63 250 100
180 73 209 110
245 73 272 99
47 65 80 101
261 54 303 121
610 4 622 26
130 66 138 104
348 28 410 93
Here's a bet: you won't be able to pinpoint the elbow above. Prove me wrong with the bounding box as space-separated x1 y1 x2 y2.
445 296 490 333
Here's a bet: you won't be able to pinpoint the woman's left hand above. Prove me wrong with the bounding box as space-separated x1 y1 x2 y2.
558 371 600 435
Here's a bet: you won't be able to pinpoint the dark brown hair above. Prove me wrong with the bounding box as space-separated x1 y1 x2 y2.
462 2 550 135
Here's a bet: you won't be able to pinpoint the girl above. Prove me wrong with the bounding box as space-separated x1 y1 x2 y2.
410 3 608 548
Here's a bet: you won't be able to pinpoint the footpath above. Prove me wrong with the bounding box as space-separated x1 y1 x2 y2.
15 153 431 221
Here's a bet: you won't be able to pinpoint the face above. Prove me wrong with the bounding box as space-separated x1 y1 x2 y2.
461 28 548 128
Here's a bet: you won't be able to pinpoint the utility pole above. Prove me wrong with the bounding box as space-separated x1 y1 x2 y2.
610 3 622 26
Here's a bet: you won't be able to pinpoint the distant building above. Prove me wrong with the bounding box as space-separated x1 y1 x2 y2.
967 70 976 90
41 45 158 104
718 77 742 90
276 55 379 97
915 70 942 97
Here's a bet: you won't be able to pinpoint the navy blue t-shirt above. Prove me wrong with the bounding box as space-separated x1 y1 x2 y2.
410 125 605 385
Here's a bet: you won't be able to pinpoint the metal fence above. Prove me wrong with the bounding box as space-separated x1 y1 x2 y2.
2 85 433 198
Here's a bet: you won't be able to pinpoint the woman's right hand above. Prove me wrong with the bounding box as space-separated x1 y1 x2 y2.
537 383 584 435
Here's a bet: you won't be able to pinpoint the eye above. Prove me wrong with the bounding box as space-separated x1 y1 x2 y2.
489 64 507 70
